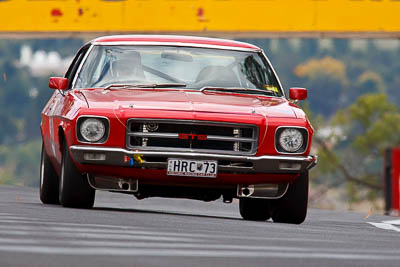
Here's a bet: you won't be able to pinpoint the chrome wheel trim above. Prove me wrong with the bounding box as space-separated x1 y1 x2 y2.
40 150 45 191
59 154 65 198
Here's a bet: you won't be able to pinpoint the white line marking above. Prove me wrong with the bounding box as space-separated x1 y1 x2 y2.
0 216 42 221
0 230 197 242
0 223 347 244
368 221 400 232
0 222 351 246
0 239 398 256
0 219 144 230
382 219 400 225
0 245 399 260
1 225 203 237
0 238 39 245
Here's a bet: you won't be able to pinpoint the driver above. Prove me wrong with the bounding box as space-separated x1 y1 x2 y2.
111 52 145 81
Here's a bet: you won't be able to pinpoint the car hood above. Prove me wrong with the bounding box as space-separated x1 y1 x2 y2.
78 89 298 118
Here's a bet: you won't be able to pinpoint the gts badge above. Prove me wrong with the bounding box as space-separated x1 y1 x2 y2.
178 133 207 140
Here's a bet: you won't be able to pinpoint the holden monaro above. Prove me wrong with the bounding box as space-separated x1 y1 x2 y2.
40 35 317 224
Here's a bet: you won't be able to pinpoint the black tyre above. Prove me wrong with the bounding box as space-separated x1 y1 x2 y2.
270 172 309 224
59 141 95 208
239 198 271 221
40 143 60 204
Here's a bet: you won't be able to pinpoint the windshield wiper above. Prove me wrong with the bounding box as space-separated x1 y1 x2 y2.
105 83 187 90
200 86 275 95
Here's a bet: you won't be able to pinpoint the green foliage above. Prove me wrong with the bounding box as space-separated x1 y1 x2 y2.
310 93 400 208
0 39 82 144
0 140 41 186
0 38 82 187
337 93 400 154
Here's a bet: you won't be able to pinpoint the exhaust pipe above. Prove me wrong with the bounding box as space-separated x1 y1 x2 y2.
237 183 288 199
118 180 132 191
88 175 138 192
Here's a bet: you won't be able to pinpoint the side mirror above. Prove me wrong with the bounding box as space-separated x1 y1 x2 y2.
49 77 68 90
289 87 307 101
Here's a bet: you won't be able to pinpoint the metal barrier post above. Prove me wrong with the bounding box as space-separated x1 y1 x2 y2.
392 148 400 215
384 148 392 215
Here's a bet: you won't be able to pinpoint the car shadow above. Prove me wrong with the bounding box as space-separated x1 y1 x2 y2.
91 205 244 222
28 201 272 223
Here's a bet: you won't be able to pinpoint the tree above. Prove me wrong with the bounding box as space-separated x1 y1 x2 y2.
294 56 348 117
311 93 400 209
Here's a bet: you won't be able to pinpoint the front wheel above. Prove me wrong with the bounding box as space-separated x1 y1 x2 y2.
270 171 309 224
40 143 59 204
59 141 95 208
239 198 271 221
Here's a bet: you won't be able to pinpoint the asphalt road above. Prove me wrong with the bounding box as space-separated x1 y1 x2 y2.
0 185 400 267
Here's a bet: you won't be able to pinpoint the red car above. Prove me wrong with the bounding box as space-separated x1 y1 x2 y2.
40 35 316 224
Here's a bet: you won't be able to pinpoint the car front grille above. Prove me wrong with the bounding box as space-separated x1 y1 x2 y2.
126 119 258 155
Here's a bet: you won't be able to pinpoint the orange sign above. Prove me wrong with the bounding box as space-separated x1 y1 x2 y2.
0 0 399 37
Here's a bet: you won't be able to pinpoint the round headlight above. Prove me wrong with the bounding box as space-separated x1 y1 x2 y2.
80 118 106 142
278 128 303 153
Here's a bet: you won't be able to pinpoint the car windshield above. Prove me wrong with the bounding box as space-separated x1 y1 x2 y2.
74 45 283 97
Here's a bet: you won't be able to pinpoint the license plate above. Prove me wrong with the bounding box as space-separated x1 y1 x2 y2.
167 158 218 178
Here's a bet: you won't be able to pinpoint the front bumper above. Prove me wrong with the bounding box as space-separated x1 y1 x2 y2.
70 145 317 174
